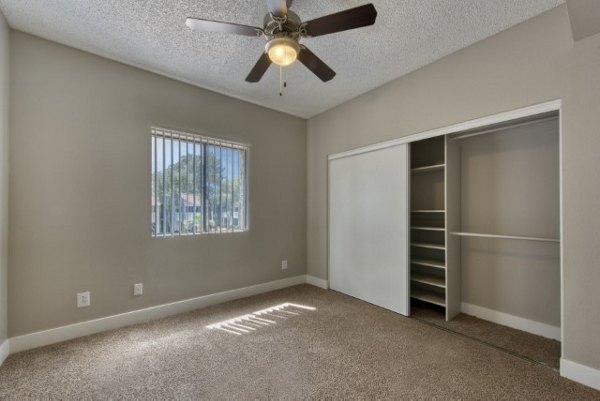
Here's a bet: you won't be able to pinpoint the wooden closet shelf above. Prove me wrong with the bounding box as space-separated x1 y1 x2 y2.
411 164 445 174
411 273 446 288
411 210 445 213
411 242 446 250
411 259 446 269
411 288 446 307
411 226 446 232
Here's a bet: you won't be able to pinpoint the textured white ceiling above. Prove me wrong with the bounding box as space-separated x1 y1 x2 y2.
0 0 563 118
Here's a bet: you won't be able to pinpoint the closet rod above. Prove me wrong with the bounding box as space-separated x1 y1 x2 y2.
451 232 560 243
449 115 558 141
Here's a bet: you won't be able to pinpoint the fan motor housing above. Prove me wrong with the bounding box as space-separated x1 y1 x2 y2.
263 10 301 37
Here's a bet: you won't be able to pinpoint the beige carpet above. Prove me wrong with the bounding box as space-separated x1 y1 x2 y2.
411 303 561 370
0 284 597 399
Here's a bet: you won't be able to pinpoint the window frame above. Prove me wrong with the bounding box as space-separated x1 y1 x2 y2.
151 126 250 237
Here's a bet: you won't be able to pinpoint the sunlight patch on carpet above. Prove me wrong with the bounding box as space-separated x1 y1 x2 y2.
206 303 316 335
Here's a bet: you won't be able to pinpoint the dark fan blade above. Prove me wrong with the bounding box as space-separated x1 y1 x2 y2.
186 18 263 37
265 0 288 18
246 53 272 82
297 47 336 82
303 3 377 37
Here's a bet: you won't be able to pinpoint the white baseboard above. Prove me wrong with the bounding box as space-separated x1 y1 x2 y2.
306 274 329 289
561 359 600 391
8 275 308 355
461 302 561 341
0 339 9 365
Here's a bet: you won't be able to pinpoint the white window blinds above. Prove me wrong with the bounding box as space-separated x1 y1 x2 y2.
151 127 248 237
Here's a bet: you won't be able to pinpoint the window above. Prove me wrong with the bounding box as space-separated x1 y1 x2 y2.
151 127 248 237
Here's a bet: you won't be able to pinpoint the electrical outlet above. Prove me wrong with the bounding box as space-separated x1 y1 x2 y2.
77 291 90 308
133 283 143 296
281 260 288 270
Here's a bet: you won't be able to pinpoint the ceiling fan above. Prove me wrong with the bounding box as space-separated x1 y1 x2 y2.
186 1 377 83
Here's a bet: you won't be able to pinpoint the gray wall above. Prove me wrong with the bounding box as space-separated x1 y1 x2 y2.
566 0 600 40
0 11 9 344
307 5 600 370
9 31 307 336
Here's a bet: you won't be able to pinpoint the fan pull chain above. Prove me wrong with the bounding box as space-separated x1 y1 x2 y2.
279 66 288 97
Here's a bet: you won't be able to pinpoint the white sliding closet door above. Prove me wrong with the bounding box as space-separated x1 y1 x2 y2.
329 144 410 316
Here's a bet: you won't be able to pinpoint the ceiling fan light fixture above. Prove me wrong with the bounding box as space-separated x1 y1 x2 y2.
187 2 377 82
266 37 300 67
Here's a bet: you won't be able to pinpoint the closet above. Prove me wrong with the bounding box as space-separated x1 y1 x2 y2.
328 106 561 358
409 111 561 341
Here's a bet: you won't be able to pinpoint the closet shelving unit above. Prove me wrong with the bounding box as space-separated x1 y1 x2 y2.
409 136 450 314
